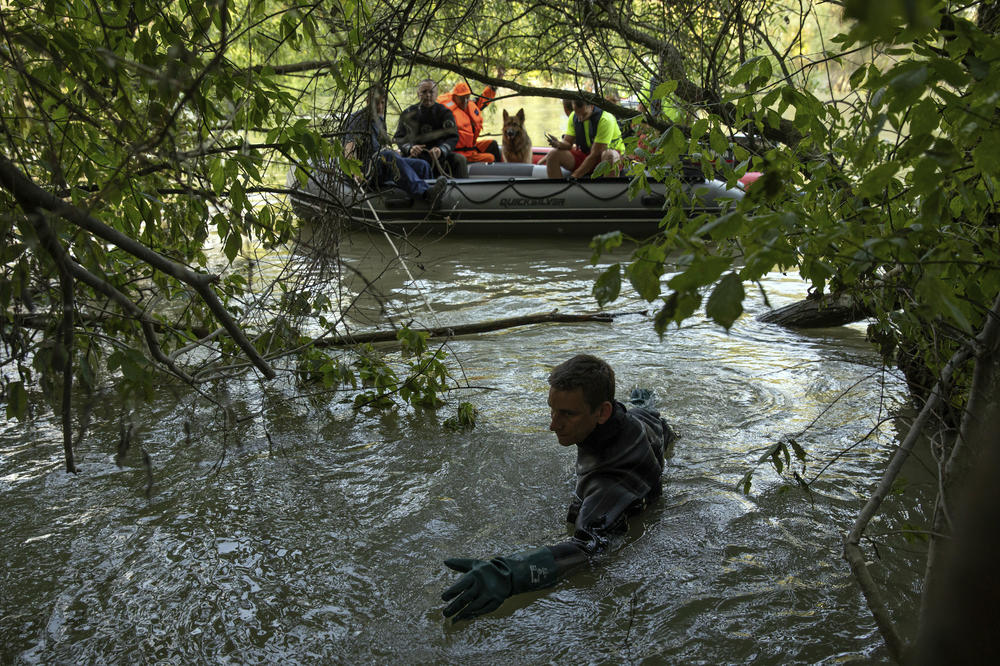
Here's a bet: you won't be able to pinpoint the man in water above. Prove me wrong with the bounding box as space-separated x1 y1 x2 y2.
441 354 676 621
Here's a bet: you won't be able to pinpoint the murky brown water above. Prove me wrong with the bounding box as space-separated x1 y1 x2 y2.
1 229 934 663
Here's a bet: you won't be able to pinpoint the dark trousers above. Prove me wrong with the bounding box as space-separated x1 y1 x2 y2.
374 150 432 196
413 151 467 178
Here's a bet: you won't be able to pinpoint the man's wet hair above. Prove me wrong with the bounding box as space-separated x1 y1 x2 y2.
548 354 615 411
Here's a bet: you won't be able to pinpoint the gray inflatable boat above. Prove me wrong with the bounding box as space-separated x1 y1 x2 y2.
289 161 744 238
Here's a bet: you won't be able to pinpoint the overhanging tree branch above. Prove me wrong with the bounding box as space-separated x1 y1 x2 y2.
0 153 275 379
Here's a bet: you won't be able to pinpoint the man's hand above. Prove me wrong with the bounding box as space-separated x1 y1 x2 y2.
409 144 425 158
441 558 512 621
429 146 442 159
441 547 558 621
546 133 568 150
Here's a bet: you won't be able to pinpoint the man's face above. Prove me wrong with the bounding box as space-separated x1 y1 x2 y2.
372 96 386 117
548 386 609 446
455 94 470 110
417 82 437 108
573 103 593 120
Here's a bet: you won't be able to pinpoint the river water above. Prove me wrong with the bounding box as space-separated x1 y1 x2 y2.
1 227 934 663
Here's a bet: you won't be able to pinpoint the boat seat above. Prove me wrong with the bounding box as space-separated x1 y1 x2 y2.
467 163 550 179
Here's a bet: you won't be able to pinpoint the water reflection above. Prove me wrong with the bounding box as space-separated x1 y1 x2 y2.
0 235 919 663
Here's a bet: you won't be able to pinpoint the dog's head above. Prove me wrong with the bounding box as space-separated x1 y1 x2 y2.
502 108 526 140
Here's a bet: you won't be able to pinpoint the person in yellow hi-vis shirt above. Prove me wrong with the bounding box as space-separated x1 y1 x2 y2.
544 99 626 178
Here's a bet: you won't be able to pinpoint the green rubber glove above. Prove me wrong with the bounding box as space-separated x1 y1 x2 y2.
441 547 558 621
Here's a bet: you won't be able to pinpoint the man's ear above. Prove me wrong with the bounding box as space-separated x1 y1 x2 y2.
596 401 613 424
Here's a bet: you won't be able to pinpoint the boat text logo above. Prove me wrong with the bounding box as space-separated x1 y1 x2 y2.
499 197 566 208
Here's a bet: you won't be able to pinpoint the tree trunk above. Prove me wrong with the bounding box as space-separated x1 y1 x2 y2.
912 293 1000 664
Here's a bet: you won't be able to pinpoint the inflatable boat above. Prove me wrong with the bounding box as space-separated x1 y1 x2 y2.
289 157 747 238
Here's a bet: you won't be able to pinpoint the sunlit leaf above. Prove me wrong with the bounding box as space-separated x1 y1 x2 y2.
593 264 622 307
705 272 745 330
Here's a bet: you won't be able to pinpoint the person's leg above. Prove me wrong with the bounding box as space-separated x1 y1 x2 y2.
446 152 468 178
380 150 429 197
545 149 576 178
477 139 501 162
463 150 496 164
403 156 433 180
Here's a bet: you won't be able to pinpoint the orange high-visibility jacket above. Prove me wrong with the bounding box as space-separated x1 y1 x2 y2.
438 81 496 162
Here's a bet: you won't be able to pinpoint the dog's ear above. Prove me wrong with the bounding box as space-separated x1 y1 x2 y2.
516 108 525 122
503 109 510 121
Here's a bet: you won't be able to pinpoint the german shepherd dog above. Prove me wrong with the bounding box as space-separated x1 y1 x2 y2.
501 108 532 163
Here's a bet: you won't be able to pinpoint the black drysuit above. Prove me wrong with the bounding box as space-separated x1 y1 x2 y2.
392 102 464 177
548 401 675 574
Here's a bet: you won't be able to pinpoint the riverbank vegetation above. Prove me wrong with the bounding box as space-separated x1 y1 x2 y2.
2 0 998 660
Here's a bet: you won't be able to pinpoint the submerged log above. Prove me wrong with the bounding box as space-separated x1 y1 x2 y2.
758 293 872 329
315 310 644 347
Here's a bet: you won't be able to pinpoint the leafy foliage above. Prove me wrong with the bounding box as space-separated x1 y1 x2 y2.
0 0 474 469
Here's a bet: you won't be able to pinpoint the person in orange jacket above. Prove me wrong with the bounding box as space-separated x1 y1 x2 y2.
437 80 502 163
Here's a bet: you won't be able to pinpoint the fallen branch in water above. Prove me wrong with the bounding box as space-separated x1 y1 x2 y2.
315 310 647 347
758 292 872 328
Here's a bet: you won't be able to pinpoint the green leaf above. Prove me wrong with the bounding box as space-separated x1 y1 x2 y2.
590 231 623 264
667 254 732 293
690 118 709 141
849 65 868 89
705 272 745 330
695 212 743 240
709 128 729 156
753 57 773 87
210 157 226 195
5 382 28 420
888 64 929 110
771 448 784 473
626 244 666 302
857 161 900 198
732 57 763 87
654 294 677 336
788 438 807 463
908 98 938 138
973 138 1000 176
592 264 622 306
652 80 678 99
224 232 242 262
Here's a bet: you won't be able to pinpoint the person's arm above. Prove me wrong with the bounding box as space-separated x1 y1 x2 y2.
441 537 596 622
545 132 574 151
434 106 459 155
441 546 567 621
393 114 413 157
341 113 369 181
441 483 639 622
572 141 607 178
475 85 496 112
